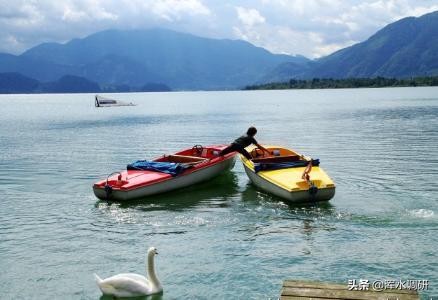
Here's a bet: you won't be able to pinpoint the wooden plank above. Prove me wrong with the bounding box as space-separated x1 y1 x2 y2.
167 154 207 161
281 287 419 300
281 296 339 300
283 280 417 295
283 280 346 290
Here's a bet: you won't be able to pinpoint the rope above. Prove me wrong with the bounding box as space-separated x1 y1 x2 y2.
302 161 318 201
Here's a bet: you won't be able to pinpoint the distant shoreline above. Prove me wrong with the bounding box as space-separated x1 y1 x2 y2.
0 73 438 95
244 76 438 90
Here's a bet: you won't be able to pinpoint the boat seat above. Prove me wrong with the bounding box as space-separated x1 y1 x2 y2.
165 154 208 163
252 155 302 163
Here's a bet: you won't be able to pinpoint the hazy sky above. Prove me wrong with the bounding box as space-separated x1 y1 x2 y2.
1 0 437 58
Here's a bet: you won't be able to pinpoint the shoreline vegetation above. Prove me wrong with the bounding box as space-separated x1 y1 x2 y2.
2 73 438 94
244 76 438 90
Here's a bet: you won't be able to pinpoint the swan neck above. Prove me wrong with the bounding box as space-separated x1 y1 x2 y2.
147 253 161 288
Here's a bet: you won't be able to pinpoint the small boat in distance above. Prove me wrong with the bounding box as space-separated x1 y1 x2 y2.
95 95 136 107
93 145 236 201
240 145 335 203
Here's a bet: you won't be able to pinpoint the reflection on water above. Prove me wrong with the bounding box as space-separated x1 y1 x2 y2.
240 182 334 215
237 183 338 251
100 293 163 300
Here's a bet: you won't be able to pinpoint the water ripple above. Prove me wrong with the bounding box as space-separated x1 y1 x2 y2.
1 89 438 299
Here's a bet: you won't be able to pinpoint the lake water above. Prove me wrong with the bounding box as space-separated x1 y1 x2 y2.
0 87 437 299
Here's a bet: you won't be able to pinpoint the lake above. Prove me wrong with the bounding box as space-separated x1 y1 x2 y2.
0 87 437 299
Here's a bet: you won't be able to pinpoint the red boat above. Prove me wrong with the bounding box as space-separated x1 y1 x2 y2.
93 145 236 201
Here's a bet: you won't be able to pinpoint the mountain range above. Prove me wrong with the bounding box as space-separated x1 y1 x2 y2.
0 11 437 92
267 10 438 81
0 28 307 91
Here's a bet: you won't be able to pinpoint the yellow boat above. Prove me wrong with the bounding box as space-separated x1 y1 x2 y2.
240 145 335 203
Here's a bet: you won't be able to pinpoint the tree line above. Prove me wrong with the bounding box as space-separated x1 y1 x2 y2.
244 76 438 90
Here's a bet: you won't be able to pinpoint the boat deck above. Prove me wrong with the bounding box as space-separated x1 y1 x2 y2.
280 280 419 300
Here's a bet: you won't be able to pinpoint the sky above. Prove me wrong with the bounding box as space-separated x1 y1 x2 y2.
1 0 437 58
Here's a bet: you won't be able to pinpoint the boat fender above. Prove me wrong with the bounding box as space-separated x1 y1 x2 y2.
104 172 121 200
309 184 318 196
308 183 318 202
104 184 113 199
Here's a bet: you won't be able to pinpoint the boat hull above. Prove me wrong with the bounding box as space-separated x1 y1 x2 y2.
95 95 135 107
93 155 236 201
243 162 335 203
240 145 335 203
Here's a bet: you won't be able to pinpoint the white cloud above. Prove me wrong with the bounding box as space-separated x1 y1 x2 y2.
0 0 213 54
231 0 438 57
410 4 438 17
0 0 437 57
236 6 265 27
61 2 118 22
150 0 211 21
0 34 24 54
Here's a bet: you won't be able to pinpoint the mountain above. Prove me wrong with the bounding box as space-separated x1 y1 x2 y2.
266 11 438 81
2 11 437 91
0 53 79 82
0 73 101 94
0 72 39 93
139 83 172 92
1 28 308 90
41 75 101 93
259 61 315 83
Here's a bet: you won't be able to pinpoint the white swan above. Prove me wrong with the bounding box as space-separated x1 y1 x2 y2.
94 247 163 297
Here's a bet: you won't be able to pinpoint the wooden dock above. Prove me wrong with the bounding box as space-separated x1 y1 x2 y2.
281 280 419 300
